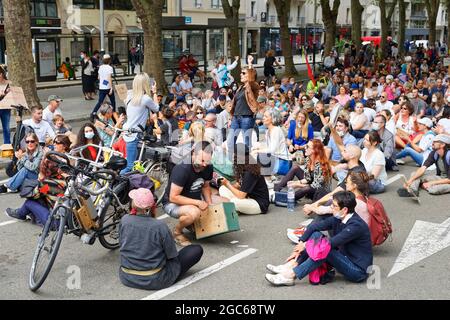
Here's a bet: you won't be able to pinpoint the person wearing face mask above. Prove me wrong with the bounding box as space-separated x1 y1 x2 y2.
325 118 357 162
425 92 446 120
372 114 398 171
162 141 225 247
265 191 372 286
73 123 102 161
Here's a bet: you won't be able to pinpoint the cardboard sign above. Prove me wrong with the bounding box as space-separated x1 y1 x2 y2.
115 83 128 102
0 86 28 110
194 202 240 239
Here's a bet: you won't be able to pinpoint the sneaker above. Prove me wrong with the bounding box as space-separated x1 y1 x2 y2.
0 185 7 194
391 165 400 172
265 273 295 286
266 264 291 274
396 159 405 165
5 208 26 221
266 181 274 189
287 229 301 244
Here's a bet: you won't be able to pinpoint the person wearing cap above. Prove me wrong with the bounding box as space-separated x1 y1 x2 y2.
399 134 450 197
119 188 203 290
396 117 436 167
92 54 116 119
219 143 270 215
43 95 63 126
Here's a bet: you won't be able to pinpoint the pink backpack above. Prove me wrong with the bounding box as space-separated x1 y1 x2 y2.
306 237 333 285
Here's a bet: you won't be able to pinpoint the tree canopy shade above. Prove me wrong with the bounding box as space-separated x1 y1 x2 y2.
130 0 167 95
3 0 41 107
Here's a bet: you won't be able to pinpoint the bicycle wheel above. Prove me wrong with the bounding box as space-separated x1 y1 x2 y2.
98 197 123 250
146 162 169 206
29 206 67 292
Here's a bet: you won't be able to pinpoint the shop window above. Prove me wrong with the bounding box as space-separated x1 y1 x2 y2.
73 0 96 9
211 0 221 9
30 0 57 17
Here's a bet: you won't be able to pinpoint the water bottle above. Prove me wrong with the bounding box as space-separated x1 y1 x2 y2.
287 186 295 212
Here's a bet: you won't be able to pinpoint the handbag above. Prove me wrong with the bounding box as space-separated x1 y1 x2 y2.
19 179 40 199
273 157 292 176
274 191 288 207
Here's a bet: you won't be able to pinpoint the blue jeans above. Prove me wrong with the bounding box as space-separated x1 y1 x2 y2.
369 179 385 194
120 138 138 174
0 109 11 144
93 89 116 114
293 232 368 283
7 167 38 192
396 146 424 166
227 116 255 158
17 199 50 226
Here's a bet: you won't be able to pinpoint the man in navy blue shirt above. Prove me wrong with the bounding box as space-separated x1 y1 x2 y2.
265 191 372 286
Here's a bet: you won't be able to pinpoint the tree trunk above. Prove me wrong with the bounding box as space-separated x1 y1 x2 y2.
274 0 298 76
447 0 450 52
222 0 241 83
320 0 340 56
379 0 397 59
351 0 364 51
398 0 406 57
131 0 167 95
425 0 440 47
3 0 41 108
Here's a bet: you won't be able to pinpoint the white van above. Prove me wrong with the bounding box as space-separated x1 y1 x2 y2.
410 40 428 49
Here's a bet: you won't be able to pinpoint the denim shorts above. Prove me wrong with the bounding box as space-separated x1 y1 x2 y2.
163 203 181 219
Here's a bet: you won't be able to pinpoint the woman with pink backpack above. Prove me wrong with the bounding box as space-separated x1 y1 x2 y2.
265 191 373 286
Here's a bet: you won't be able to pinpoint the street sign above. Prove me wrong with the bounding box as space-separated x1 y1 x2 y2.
261 12 267 22
185 17 192 24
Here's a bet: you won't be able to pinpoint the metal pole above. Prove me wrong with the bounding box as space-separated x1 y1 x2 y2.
100 0 105 53
313 0 317 72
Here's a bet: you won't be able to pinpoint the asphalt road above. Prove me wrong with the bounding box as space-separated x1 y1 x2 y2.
1 161 450 300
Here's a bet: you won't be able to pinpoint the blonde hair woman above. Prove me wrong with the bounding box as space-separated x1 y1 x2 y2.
120 72 160 174
287 109 314 153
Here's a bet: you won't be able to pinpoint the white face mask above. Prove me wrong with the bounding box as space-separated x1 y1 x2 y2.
446 96 450 103
333 210 345 220
197 113 204 119
432 97 438 103
372 123 381 131
297 122 303 128
186 99 193 105
85 132 95 140
337 130 345 137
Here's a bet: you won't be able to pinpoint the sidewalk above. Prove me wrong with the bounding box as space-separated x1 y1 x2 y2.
37 53 321 90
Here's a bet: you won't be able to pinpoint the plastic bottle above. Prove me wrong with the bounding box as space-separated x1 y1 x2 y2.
287 186 295 212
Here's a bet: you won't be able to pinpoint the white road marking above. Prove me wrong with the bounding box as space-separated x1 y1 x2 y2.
141 248 258 300
386 174 402 186
388 218 450 277
157 214 169 220
0 220 17 227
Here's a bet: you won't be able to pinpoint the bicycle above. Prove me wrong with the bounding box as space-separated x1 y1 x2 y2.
29 151 126 292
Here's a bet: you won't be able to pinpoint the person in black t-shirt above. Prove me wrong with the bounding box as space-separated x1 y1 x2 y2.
309 101 330 138
162 141 225 246
263 49 280 84
219 143 270 214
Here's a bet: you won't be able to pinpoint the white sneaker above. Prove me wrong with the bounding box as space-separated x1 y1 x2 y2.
266 181 274 189
266 263 291 274
286 229 300 244
396 159 405 165
265 273 295 286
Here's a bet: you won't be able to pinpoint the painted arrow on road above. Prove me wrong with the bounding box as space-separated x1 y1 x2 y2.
388 217 450 277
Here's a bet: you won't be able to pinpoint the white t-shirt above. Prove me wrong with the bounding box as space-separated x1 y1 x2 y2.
361 148 387 185
23 119 56 143
350 112 371 130
375 100 394 113
98 64 114 90
386 119 397 136
418 132 435 163
264 126 290 160
363 108 377 123
42 106 62 125
396 116 415 135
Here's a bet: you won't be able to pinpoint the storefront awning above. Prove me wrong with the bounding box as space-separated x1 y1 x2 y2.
71 25 100 34
127 26 143 34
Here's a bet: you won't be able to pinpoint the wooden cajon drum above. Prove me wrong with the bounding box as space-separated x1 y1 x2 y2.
194 202 240 239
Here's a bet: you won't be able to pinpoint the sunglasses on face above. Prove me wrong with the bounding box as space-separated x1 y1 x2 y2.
25 140 36 144
54 140 63 144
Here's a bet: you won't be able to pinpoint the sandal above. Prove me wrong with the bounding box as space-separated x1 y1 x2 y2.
173 229 192 247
